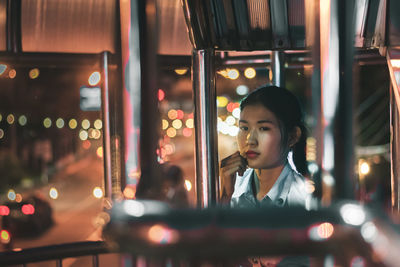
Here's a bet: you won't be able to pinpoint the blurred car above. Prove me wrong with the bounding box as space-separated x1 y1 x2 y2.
1 194 53 238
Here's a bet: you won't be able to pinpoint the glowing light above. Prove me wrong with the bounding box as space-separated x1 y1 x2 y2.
0 230 10 244
186 118 194 128
167 109 178 120
49 187 59 199
0 206 10 216
82 119 90 129
166 128 177 138
124 200 145 217
96 146 103 158
323 174 335 186
174 68 188 75
0 129 4 139
162 119 169 130
158 89 165 101
217 96 229 107
308 162 319 174
91 129 101 139
340 204 366 226
172 119 182 129
359 162 370 175
79 130 88 140
227 102 240 113
244 67 256 79
9 69 16 79
15 194 22 203
7 114 14 124
18 115 27 126
236 85 249 95
88 71 101 86
232 108 241 119
182 128 192 137
317 222 334 239
94 119 102 129
7 189 16 201
361 222 377 243
227 68 239 80
69 119 78 129
22 204 35 215
164 144 175 155
184 180 192 191
123 186 136 199
148 224 178 244
93 187 104 198
29 68 40 79
305 180 316 194
56 118 65 129
0 114 2 121
391 59 400 68
43 117 52 128
82 140 91 149
228 126 239 136
225 115 236 126
176 110 184 120
0 64 6 75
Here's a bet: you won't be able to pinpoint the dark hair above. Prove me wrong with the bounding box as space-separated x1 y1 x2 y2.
240 85 308 175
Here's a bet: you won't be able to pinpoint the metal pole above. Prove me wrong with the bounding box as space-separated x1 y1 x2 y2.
192 49 218 208
271 51 285 87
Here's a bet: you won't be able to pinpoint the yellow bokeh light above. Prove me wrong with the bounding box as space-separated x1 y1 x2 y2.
360 162 370 175
29 68 40 79
162 119 169 130
392 59 400 68
184 180 192 191
0 114 2 121
79 130 88 140
244 67 256 79
168 109 178 120
227 69 239 80
43 117 52 128
0 129 4 139
82 119 90 129
88 71 101 86
8 69 16 79
49 187 58 199
7 114 14 124
185 118 194 128
56 118 64 128
18 115 27 126
94 119 102 129
93 187 104 198
217 96 229 107
174 68 188 75
96 146 103 158
69 119 77 129
166 128 177 138
172 119 182 129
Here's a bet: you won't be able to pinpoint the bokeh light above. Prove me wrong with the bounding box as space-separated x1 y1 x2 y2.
79 130 88 140
172 119 182 129
360 162 370 175
0 129 4 139
56 118 65 129
0 114 2 121
7 189 16 201
82 140 91 149
232 108 240 119
158 89 165 101
244 67 256 79
225 115 236 126
185 118 194 128
317 222 334 239
184 180 192 191
94 119 103 129
43 117 52 128
0 230 10 244
217 96 229 107
82 119 90 129
166 128 177 138
162 119 169 130
8 69 16 79
29 68 40 79
174 68 188 75
123 186 136 199
96 146 103 158
7 114 14 124
69 119 78 129
0 64 6 75
18 115 27 126
88 71 101 86
147 224 178 244
15 194 22 203
182 128 192 137
168 109 178 120
49 187 59 199
93 187 104 198
227 69 239 80
236 85 249 95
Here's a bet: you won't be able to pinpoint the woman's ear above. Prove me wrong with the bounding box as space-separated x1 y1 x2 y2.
289 126 301 148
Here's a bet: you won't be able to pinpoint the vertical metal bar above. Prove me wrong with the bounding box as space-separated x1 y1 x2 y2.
192 49 218 208
271 51 285 87
92 254 99 267
101 51 113 200
56 259 62 267
6 0 21 53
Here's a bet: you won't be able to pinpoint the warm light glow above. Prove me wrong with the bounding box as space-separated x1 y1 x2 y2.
0 230 10 244
69 119 78 129
49 187 59 199
225 116 236 126
82 119 90 129
0 114 2 121
217 96 229 107
176 110 184 120
88 71 101 86
167 109 178 120
22 204 35 215
340 204 366 226
15 193 22 203
91 129 101 139
18 115 27 126
43 117 52 128
7 114 14 124
9 69 16 79
232 108 241 119
123 186 136 199
227 69 239 80
162 119 169 130
29 68 40 79
79 130 88 140
360 162 370 175
82 140 91 149
244 67 256 79
0 64 6 75
174 68 188 75
93 187 104 198
96 146 103 158
0 206 10 216
7 189 16 201
0 129 4 139
185 118 194 128
227 102 240 113
184 180 192 191
166 128 177 138
56 118 65 128
317 222 334 239
182 128 192 137
172 119 182 129
124 200 145 217
305 180 316 194
391 59 400 68
158 89 165 101
94 119 102 129
361 222 377 243
148 224 178 244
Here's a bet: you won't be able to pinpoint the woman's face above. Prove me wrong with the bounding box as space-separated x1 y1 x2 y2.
237 104 287 169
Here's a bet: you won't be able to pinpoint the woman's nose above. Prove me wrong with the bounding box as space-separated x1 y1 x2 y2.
246 130 257 145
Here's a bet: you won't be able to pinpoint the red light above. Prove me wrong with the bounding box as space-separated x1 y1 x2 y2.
0 230 10 244
176 110 184 119
0 205 10 216
182 128 192 137
21 204 35 215
158 89 165 101
317 222 334 239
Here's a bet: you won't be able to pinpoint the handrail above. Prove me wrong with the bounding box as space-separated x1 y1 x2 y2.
0 241 112 266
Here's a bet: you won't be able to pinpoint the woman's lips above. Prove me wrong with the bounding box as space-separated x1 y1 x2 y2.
246 151 259 159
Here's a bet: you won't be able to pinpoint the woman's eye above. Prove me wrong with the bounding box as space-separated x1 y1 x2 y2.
260 127 270 131
239 126 248 131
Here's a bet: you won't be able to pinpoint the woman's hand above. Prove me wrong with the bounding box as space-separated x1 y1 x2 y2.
219 151 247 202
